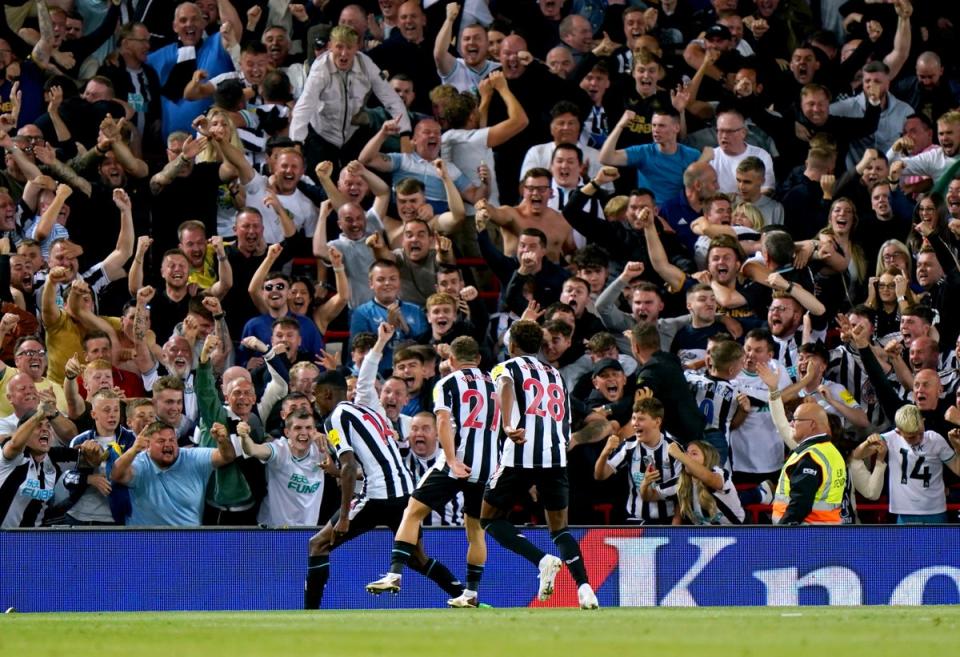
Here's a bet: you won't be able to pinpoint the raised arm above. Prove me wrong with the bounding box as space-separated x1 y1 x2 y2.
206 236 233 299
111 430 149 485
766 272 826 316
247 243 284 314
485 71 529 148
433 2 459 77
32 183 72 242
593 435 620 481
209 421 238 468
667 441 724 490
313 246 349 333
218 132 256 184
183 69 216 100
150 135 206 195
236 420 271 461
358 118 400 173
599 110 634 167
884 0 913 80
41 266 69 328
312 199 333 261
2 399 55 460
642 210 685 291
433 159 466 232
101 189 136 281
128 236 151 296
102 117 148 179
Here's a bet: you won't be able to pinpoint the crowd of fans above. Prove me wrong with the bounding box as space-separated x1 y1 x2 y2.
2 0 960 528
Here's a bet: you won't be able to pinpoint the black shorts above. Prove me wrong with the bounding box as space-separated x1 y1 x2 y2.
483 465 569 512
412 469 485 519
327 496 408 546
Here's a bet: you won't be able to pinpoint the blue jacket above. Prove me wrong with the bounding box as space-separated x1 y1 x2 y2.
68 426 137 524
349 299 428 372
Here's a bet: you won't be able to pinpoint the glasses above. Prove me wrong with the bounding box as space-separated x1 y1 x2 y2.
264 283 287 292
16 349 46 358
790 417 816 426
717 127 745 134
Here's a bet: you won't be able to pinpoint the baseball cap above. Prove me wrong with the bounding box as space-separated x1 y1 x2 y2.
592 358 624 378
704 24 733 41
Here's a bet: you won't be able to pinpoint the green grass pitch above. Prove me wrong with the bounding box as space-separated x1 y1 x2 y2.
2 607 958 657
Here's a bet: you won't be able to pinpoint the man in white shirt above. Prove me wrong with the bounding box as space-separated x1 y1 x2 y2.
520 101 607 188
709 108 775 194
433 2 499 94
890 110 960 182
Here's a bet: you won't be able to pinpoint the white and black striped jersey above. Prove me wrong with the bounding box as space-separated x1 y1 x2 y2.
828 345 886 428
405 451 464 526
432 367 500 484
492 355 569 469
685 371 740 437
0 450 71 528
881 429 956 515
324 402 414 500
606 435 682 523
688 467 745 525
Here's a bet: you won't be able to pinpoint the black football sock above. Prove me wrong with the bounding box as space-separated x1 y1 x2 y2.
466 563 484 593
304 555 330 609
552 529 588 587
389 540 417 575
410 557 464 598
481 518 546 566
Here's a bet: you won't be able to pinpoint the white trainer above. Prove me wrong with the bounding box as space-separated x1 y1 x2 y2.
365 573 401 595
537 555 563 601
578 583 599 610
447 590 479 608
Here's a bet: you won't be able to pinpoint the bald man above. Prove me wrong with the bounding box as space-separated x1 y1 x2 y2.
893 51 958 123
772 401 846 525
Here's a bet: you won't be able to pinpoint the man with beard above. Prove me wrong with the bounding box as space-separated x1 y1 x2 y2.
476 169 573 263
111 420 236 526
223 140 314 245
434 4 498 94
315 201 378 309
892 51 958 124
129 247 195 345
361 117 484 211
596 271 690 354
366 216 456 307
669 285 731 370
171 221 232 297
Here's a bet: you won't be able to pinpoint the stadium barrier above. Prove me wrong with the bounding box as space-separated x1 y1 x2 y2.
3 526 959 611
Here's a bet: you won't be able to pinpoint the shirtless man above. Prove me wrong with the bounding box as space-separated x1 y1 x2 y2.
475 168 574 262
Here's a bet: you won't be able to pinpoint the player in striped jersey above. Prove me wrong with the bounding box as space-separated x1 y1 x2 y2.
852 405 960 523
684 339 747 468
671 440 746 525
367 336 498 607
480 320 599 610
304 324 464 608
594 396 682 524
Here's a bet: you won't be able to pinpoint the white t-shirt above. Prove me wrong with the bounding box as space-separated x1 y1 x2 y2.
244 172 317 244
439 57 499 94
257 438 325 527
441 126 500 208
730 363 792 474
882 429 956 516
709 144 776 194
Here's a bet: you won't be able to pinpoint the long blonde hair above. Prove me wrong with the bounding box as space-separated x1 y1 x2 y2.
197 108 243 163
677 440 720 525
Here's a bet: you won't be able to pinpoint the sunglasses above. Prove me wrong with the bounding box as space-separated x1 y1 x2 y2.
264 283 287 292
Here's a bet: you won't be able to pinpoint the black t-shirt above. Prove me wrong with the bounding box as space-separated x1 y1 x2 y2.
150 162 222 258
221 241 293 342
148 288 195 345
